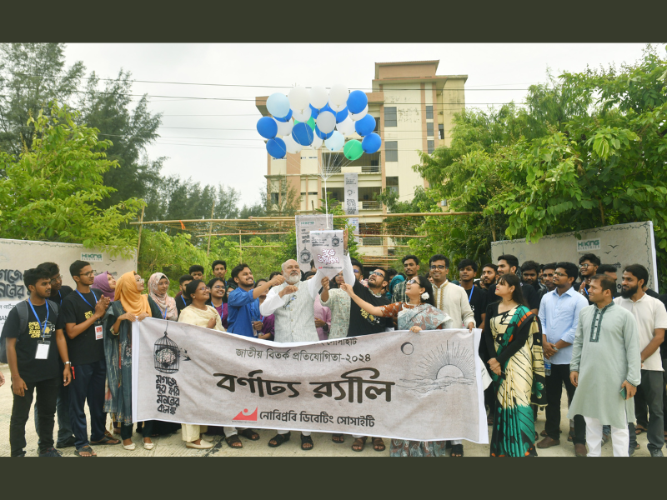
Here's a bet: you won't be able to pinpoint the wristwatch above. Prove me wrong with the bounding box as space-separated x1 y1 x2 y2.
64 361 72 366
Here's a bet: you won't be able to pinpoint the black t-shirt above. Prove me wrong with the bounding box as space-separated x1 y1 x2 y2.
348 280 392 336
61 288 105 366
462 284 488 328
487 282 540 310
175 293 188 316
50 285 73 308
2 301 63 383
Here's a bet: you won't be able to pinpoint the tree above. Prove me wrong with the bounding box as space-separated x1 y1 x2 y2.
0 102 144 256
409 45 667 287
0 43 84 158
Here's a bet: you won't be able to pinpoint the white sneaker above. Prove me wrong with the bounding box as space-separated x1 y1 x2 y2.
186 440 214 449
123 442 136 451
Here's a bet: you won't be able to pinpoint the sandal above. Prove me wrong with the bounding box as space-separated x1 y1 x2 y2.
268 432 291 448
372 437 386 452
91 435 120 446
75 445 97 457
332 434 345 444
238 428 260 441
635 425 647 435
225 434 243 448
300 434 314 451
450 444 464 457
352 436 367 452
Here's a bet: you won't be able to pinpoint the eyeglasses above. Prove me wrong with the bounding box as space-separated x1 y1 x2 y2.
406 279 419 285
430 265 446 270
212 285 225 290
79 271 94 277
197 287 210 292
580 264 591 268
553 272 567 277
353 269 360 274
369 271 385 278
50 275 62 284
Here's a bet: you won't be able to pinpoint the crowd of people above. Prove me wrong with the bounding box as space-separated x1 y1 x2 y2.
3 237 667 458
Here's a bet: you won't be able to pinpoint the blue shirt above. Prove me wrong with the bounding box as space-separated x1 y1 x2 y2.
227 288 260 337
538 286 590 365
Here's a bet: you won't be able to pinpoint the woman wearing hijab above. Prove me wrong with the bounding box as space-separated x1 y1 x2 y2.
103 271 163 451
148 273 178 321
93 271 116 301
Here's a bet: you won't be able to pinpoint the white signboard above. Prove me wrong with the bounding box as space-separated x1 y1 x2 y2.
0 300 21 335
310 230 344 279
348 217 360 236
133 318 488 443
576 239 601 252
295 215 333 273
344 173 359 215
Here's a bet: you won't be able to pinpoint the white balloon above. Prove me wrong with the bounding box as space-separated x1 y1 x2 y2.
329 102 346 113
283 134 303 154
336 116 355 135
325 131 345 152
311 136 324 149
288 86 310 112
349 104 368 121
309 86 328 109
329 84 349 106
266 93 290 118
275 118 293 137
292 107 312 122
317 111 336 134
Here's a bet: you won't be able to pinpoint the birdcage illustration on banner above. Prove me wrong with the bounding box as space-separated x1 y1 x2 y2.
154 327 179 374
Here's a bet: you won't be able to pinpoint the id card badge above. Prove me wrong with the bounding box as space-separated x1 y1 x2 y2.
35 342 50 360
95 325 103 340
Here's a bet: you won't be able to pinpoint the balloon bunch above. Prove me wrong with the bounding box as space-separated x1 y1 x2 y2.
257 85 382 160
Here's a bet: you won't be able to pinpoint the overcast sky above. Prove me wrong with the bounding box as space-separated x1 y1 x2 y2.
64 43 651 209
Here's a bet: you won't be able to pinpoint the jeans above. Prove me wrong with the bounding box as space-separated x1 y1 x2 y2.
545 364 586 444
120 421 155 440
635 370 665 452
68 359 107 449
34 377 74 446
10 376 60 456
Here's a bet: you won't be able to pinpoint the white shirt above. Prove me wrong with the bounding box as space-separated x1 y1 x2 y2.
432 280 476 328
614 294 667 371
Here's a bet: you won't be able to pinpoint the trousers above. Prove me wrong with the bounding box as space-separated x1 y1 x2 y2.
120 421 155 440
68 359 107 449
10 376 60 456
545 364 586 444
277 429 310 436
634 370 665 452
34 376 74 446
585 416 629 457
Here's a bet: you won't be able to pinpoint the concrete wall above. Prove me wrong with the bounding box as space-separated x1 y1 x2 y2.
490 222 659 293
0 238 138 301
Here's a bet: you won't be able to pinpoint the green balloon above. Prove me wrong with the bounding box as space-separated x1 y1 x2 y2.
307 117 316 130
344 140 363 161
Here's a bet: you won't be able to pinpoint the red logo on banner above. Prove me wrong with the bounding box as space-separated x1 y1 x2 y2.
232 407 258 421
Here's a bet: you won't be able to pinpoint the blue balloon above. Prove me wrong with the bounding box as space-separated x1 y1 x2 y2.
274 108 293 122
292 122 314 146
362 133 382 154
335 107 348 123
321 103 334 115
347 90 368 114
266 138 286 159
355 114 376 137
256 116 278 139
315 126 333 140
309 104 319 119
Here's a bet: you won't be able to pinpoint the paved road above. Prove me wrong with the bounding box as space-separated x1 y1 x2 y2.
0 363 654 457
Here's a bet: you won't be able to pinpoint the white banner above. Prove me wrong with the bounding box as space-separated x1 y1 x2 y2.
295 214 333 273
310 230 344 279
132 318 488 443
0 300 21 333
344 173 359 215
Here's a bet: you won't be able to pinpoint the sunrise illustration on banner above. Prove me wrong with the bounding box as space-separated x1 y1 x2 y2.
399 341 476 394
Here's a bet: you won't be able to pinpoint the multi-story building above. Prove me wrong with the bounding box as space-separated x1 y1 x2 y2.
256 60 467 260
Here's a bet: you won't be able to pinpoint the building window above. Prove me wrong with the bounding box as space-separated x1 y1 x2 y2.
426 105 433 120
373 118 380 132
385 141 398 162
384 107 397 127
386 177 399 195
427 122 434 137
427 140 434 154
270 193 280 205
308 192 318 195
439 124 444 140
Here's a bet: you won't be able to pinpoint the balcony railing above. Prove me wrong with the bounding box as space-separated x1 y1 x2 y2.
319 165 380 175
360 201 382 210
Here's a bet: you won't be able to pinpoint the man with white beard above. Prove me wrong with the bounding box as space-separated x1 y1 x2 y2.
260 258 325 451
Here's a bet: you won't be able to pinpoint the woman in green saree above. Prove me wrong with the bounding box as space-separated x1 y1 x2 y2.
484 273 547 457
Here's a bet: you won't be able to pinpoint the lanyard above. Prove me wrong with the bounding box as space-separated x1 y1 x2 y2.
181 296 186 307
76 289 98 309
467 285 474 303
160 305 168 320
27 298 50 339
57 290 62 306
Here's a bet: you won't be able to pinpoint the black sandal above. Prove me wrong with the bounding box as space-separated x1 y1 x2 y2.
268 432 291 447
238 428 260 441
300 434 314 451
372 437 386 452
332 434 345 443
450 444 464 457
352 436 367 452
91 435 120 446
74 445 97 457
225 434 243 448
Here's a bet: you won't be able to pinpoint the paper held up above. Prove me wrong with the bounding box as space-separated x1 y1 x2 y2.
310 230 344 279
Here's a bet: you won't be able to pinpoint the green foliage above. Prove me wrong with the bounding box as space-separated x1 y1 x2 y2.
0 102 144 256
410 45 667 288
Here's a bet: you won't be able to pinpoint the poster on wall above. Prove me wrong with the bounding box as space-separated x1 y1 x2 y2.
295 215 333 273
344 173 359 215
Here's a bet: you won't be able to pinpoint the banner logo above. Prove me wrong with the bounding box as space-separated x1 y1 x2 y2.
233 407 258 422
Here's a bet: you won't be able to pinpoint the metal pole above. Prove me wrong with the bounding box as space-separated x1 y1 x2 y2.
206 204 215 255
239 230 243 261
136 206 145 267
